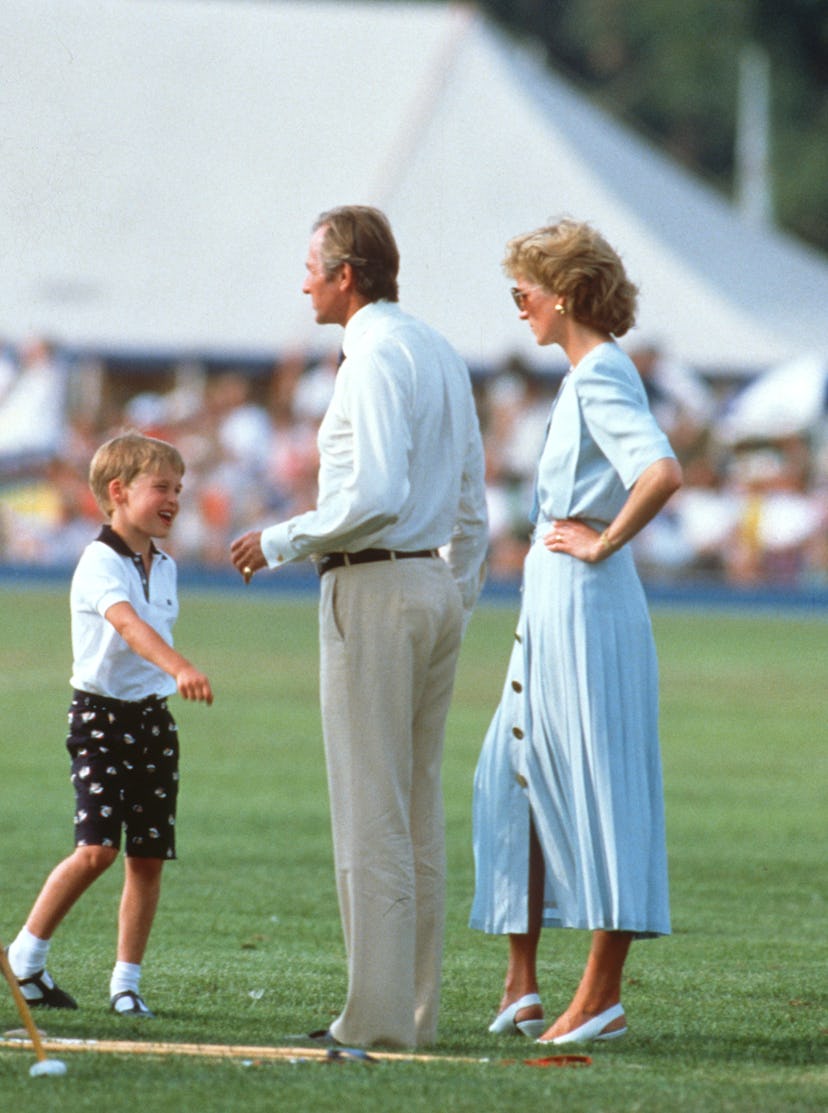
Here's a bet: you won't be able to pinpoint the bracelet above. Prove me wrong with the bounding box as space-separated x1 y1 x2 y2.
599 530 615 554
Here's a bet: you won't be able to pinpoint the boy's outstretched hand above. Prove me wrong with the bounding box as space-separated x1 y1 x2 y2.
176 664 214 705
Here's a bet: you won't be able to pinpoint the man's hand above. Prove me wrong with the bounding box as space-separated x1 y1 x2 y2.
230 531 266 584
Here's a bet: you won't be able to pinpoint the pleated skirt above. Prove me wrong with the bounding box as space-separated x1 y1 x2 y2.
470 538 670 938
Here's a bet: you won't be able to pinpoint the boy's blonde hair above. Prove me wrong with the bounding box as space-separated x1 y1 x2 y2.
89 431 185 518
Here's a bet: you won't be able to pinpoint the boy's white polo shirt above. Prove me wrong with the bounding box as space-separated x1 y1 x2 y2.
69 525 179 701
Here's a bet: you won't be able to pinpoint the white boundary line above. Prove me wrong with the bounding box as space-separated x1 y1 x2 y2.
1 1035 477 1064
1 1034 591 1067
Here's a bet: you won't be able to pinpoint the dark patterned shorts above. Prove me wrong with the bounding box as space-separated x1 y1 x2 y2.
66 690 179 859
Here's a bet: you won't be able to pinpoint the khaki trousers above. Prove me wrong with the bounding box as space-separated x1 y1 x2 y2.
319 557 463 1048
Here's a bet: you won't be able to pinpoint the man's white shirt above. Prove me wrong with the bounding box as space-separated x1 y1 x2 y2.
261 301 488 616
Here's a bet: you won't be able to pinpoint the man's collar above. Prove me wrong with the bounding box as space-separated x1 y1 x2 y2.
342 299 398 356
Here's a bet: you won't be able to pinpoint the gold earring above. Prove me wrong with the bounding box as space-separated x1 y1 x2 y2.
555 303 566 315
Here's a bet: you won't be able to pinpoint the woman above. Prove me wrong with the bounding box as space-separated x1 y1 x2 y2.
471 219 682 1046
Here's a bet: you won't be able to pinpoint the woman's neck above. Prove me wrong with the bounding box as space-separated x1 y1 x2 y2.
562 325 612 368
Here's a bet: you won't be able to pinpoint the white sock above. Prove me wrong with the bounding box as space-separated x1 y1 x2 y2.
110 961 142 1000
8 927 51 979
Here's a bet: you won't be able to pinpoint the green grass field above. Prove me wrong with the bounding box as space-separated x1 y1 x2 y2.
0 585 825 1112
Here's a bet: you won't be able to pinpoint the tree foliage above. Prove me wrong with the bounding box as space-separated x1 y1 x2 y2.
480 0 828 253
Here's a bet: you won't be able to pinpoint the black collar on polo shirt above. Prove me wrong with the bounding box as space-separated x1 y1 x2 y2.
96 524 165 601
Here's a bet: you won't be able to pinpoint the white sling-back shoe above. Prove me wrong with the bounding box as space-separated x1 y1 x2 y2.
488 992 546 1038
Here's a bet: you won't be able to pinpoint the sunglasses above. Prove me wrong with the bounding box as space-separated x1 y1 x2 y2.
511 286 535 310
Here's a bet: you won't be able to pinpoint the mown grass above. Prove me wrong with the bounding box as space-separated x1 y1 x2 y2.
0 583 825 1112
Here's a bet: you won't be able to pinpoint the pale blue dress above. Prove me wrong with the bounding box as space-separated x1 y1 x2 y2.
471 342 674 938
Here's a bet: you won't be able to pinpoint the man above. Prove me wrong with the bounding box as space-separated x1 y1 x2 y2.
231 205 488 1048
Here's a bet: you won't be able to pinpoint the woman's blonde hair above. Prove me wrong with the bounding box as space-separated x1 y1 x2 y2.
89 431 184 517
503 219 638 336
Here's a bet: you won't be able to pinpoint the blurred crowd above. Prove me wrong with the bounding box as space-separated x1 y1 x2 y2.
1 335 827 588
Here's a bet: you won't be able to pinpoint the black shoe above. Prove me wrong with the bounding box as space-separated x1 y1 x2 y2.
110 990 155 1017
308 1027 341 1046
326 1047 376 1064
18 969 78 1010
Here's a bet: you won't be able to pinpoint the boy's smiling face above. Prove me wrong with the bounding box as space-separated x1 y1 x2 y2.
108 463 183 554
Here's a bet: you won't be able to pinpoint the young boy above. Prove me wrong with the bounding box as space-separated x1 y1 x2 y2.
7 431 213 1017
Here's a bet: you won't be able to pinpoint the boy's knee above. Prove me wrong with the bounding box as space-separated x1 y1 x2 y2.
126 855 165 878
74 844 119 874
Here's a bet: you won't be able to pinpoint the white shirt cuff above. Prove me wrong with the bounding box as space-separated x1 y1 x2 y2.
260 523 300 568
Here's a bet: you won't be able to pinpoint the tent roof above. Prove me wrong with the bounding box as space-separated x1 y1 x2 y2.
3 0 828 372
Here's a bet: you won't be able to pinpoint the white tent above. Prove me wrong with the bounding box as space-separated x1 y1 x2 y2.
2 0 828 373
718 353 828 442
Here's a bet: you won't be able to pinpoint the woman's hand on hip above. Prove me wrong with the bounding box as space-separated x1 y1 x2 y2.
543 519 605 563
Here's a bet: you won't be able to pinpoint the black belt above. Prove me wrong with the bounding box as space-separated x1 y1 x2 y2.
316 548 439 577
